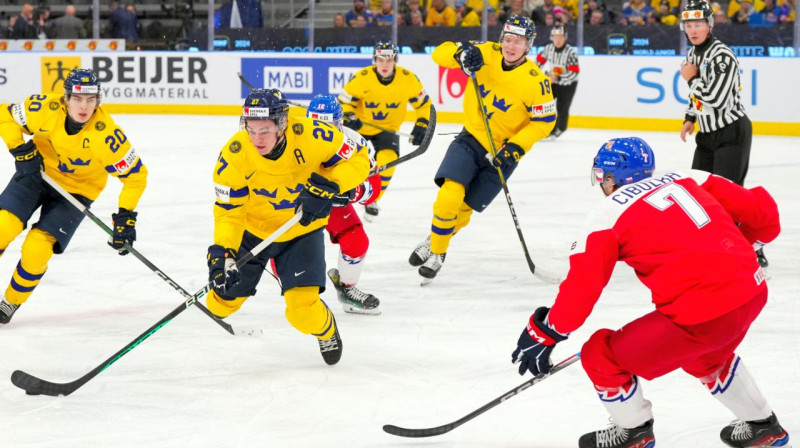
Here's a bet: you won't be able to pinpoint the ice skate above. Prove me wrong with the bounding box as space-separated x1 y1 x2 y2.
363 202 380 222
408 235 431 267
419 253 445 286
578 419 655 448
720 413 790 448
327 269 381 315
756 248 769 269
0 297 20 325
317 316 343 366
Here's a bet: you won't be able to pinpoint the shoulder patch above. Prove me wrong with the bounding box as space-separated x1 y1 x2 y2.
229 140 242 153
361 69 368 76
529 69 539 77
292 123 304 135
403 69 409 75
95 121 106 131
48 102 59 111
492 43 502 52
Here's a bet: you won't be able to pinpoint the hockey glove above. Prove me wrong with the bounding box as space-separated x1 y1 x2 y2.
493 142 525 178
207 245 240 295
512 307 568 376
107 208 138 256
455 41 484 76
332 189 356 208
410 118 429 146
296 172 339 226
10 140 43 180
343 112 363 132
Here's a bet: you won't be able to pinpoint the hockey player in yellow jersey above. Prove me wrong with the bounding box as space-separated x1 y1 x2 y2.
338 41 433 221
409 15 556 284
207 88 370 365
0 68 147 324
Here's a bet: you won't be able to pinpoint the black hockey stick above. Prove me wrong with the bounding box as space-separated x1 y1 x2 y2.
40 173 257 337
371 104 436 174
470 75 561 284
10 212 302 397
236 72 414 138
383 353 580 438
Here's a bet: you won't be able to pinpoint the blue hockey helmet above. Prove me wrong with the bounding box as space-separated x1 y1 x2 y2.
63 68 101 99
307 94 343 129
592 137 655 187
373 41 398 61
500 15 536 48
242 88 289 130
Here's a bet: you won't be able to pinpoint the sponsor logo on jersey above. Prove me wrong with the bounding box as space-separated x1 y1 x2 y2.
95 121 106 131
292 123 304 135
337 140 356 160
214 183 231 202
530 100 556 116
229 141 241 153
10 103 27 126
113 147 138 174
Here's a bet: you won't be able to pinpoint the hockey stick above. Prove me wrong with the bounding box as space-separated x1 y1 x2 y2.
470 75 561 284
10 211 302 397
370 104 436 174
383 353 580 438
237 72 413 138
40 172 256 337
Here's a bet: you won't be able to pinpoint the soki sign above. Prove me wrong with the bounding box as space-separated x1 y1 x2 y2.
263 67 312 94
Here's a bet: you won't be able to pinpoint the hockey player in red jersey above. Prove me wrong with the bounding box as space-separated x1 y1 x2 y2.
306 95 383 315
511 137 789 448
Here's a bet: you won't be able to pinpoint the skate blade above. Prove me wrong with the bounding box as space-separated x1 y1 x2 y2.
342 304 381 315
420 277 434 287
363 214 376 223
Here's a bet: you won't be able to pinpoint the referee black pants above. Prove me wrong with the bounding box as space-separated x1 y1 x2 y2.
553 82 577 134
692 116 752 186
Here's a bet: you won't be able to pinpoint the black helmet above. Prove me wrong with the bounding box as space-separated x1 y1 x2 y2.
373 41 398 61
551 25 567 38
680 0 714 29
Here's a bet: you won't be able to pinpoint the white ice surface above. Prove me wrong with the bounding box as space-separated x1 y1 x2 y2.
0 117 797 448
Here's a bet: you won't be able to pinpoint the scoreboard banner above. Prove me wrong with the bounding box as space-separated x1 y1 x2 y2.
0 52 797 135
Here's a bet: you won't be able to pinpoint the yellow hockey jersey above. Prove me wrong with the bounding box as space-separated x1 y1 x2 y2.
338 66 431 137
0 94 147 210
432 41 556 154
212 116 370 249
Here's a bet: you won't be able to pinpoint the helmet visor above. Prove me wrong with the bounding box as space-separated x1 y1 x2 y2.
591 167 604 186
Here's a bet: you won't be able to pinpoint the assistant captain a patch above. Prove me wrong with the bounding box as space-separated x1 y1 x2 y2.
229 141 242 153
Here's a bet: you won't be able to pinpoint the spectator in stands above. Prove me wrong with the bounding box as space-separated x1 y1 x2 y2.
651 0 678 24
346 0 374 26
621 0 653 24
33 6 50 39
5 16 17 38
409 9 426 25
556 0 580 20
403 0 428 24
713 3 730 24
532 0 556 24
553 6 572 24
758 0 792 24
375 0 395 25
501 0 530 21
426 0 457 25
11 4 37 39
334 13 347 27
354 14 369 27
589 8 606 23
543 11 556 24
109 1 139 41
487 7 500 24
126 4 144 39
728 0 766 19
49 5 86 38
731 0 755 22
455 0 481 25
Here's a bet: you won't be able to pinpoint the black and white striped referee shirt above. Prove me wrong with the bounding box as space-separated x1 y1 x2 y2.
684 36 747 133
535 44 579 86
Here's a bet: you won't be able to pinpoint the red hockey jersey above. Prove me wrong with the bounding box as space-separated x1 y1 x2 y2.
548 170 780 334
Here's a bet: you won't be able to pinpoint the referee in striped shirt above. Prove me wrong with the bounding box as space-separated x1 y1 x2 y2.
679 1 765 268
535 26 579 139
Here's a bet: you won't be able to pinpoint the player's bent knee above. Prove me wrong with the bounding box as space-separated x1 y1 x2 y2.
284 286 332 336
20 228 56 273
337 226 369 259
0 210 25 249
206 291 248 318
581 329 630 388
434 180 466 216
